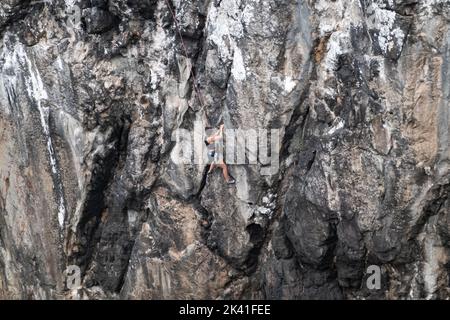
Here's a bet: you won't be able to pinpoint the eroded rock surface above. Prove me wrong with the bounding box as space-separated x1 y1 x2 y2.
0 0 448 299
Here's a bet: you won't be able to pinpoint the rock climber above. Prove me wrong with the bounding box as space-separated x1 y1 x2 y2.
205 124 235 185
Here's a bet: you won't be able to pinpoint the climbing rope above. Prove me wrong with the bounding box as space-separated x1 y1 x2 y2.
163 0 209 125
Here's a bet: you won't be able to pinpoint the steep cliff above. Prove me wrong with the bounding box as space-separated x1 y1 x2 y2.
0 0 448 299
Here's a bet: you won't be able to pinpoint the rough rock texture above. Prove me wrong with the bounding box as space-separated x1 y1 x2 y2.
0 0 449 299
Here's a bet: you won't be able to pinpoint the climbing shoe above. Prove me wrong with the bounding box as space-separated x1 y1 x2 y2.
227 178 236 185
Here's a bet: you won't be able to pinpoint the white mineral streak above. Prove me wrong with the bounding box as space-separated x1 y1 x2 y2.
327 117 344 135
370 2 404 55
15 43 66 228
284 76 297 94
421 216 446 300
150 0 172 107
231 46 246 81
207 0 246 81
408 261 420 299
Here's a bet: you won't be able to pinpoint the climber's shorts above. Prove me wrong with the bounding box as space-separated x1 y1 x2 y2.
214 151 223 163
208 150 223 163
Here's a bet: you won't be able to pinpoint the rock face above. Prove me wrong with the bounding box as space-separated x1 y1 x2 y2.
0 0 448 299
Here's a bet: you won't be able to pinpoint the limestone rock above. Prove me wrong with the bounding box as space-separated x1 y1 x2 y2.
0 0 448 300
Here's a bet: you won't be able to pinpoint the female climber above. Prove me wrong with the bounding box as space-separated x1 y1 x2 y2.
205 124 235 185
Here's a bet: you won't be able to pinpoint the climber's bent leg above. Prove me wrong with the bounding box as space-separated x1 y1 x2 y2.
218 163 229 181
218 163 235 184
